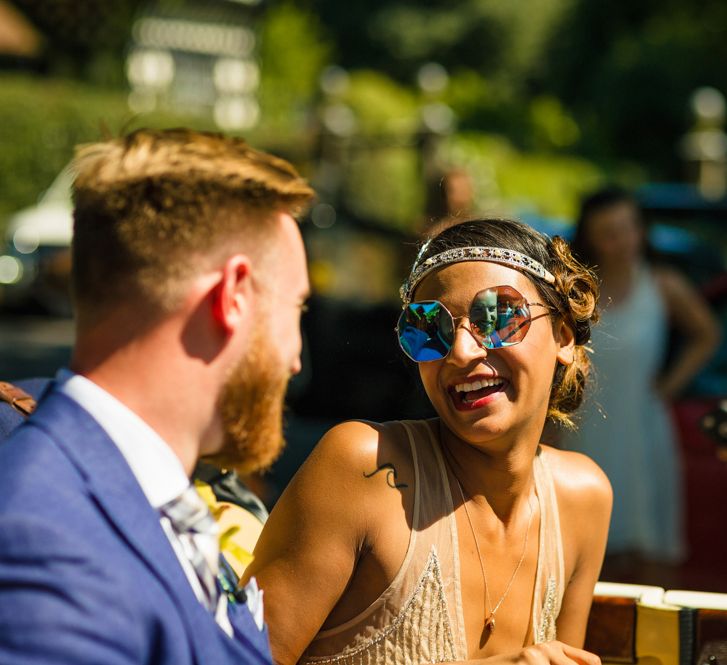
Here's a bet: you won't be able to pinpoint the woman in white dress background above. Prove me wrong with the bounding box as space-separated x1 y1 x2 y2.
564 187 720 574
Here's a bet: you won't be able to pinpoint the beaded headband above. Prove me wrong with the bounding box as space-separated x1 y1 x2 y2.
399 245 556 305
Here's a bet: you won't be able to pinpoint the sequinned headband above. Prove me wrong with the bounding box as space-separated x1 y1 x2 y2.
399 245 556 305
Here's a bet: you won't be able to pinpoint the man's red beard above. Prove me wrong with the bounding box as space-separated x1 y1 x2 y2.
208 323 291 475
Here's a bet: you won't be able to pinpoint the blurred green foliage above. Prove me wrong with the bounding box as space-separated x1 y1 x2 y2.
307 0 727 178
0 75 212 222
332 71 422 229
256 3 330 145
0 76 128 220
542 1 727 178
343 146 423 231
442 133 604 221
342 71 419 135
3 0 726 231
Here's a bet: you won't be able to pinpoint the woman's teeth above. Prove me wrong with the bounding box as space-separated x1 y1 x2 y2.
455 378 504 393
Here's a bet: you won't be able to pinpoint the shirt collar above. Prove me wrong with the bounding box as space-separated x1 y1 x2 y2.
55 369 189 508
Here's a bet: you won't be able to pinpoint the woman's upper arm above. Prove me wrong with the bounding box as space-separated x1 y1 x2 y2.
653 266 721 397
656 267 720 344
244 421 385 665
553 451 613 647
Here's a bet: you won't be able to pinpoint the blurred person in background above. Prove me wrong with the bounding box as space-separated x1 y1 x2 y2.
424 166 477 225
564 187 720 577
0 128 314 665
246 219 609 665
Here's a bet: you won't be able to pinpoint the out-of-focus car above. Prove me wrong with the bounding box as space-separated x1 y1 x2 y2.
0 168 74 316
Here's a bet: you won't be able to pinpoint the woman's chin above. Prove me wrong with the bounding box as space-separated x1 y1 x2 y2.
439 410 512 446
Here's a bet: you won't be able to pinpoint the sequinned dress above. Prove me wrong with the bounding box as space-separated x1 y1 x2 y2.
300 420 566 665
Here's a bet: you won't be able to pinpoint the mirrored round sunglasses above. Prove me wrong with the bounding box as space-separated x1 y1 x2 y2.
396 285 551 362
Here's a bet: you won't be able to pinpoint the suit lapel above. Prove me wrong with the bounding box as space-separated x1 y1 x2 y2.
30 388 243 663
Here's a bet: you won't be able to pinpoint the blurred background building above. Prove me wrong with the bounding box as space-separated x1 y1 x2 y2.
0 0 725 592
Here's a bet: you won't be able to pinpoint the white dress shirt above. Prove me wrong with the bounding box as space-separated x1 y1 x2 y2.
56 369 233 635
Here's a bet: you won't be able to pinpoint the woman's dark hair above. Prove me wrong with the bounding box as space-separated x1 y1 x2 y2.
415 217 600 428
571 186 653 267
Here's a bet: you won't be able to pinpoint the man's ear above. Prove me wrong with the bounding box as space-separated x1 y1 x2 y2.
212 255 254 334
556 318 576 366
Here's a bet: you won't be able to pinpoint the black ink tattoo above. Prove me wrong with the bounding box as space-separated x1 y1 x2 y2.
363 463 408 489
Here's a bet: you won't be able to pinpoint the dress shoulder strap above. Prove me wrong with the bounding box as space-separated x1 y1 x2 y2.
531 447 566 643
398 420 455 527
399 419 468 656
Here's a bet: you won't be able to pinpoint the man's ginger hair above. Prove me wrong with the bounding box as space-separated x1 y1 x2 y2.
71 128 314 321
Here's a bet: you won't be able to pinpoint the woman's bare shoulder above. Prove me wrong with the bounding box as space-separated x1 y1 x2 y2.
540 445 613 509
294 419 419 504
309 419 415 471
250 420 419 574
540 446 612 573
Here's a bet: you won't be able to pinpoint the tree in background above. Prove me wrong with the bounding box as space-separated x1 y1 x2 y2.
4 0 727 225
304 0 727 181
543 0 727 180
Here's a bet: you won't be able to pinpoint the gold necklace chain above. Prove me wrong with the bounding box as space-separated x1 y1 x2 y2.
453 475 534 634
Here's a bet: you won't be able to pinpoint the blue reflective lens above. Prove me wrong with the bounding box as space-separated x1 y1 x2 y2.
396 301 452 362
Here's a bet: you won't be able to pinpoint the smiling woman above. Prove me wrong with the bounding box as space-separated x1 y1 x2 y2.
245 219 611 665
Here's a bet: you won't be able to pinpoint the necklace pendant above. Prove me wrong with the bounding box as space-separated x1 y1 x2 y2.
485 615 496 632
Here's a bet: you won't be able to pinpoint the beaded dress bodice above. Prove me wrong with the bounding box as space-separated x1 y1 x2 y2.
300 420 565 665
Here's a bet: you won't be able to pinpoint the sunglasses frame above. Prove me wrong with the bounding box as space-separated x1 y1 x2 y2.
396 285 552 363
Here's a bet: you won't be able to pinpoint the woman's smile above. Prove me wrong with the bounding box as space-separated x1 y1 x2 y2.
448 375 509 411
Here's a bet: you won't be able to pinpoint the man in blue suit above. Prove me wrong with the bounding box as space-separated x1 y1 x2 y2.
0 128 314 664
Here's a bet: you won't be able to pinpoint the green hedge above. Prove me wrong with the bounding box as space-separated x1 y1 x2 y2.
0 74 213 228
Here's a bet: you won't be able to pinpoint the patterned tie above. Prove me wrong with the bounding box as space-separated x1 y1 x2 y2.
160 485 220 612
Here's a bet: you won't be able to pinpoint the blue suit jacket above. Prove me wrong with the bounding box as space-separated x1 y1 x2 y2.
0 385 273 665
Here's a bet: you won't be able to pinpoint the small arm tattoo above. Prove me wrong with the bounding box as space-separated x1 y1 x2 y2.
363 463 408 489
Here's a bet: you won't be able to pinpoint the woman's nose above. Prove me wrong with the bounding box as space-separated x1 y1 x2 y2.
446 322 488 366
